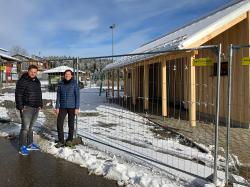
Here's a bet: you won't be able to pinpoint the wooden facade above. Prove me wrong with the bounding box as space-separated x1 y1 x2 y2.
108 11 250 127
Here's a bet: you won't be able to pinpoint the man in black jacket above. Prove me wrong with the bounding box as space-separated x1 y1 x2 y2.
15 65 42 155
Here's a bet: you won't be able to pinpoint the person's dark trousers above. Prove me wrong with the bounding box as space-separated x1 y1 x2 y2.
57 108 75 144
19 106 39 148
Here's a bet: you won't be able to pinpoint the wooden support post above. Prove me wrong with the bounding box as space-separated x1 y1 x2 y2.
112 70 114 98
123 68 127 101
144 62 149 110
188 55 196 127
117 69 120 98
161 60 167 117
132 67 136 105
247 11 250 124
107 72 110 96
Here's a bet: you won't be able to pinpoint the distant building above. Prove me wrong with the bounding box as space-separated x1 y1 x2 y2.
42 65 86 91
12 54 49 75
0 53 21 82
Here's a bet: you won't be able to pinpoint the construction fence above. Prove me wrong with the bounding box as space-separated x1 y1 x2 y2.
0 44 249 186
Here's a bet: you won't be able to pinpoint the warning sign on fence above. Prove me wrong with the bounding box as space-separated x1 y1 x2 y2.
193 58 213 67
242 57 250 65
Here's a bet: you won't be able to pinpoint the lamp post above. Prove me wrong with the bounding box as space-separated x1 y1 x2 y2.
109 24 116 59
109 24 116 99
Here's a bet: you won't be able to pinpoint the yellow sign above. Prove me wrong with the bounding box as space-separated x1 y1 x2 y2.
242 57 250 65
0 66 6 71
193 58 213 67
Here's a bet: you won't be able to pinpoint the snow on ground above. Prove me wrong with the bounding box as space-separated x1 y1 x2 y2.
77 89 217 168
40 80 49 86
0 92 15 102
42 92 57 101
0 121 188 187
0 106 9 120
0 87 229 186
37 136 185 187
0 91 56 103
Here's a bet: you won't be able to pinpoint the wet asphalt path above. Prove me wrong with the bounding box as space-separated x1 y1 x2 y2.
0 137 118 187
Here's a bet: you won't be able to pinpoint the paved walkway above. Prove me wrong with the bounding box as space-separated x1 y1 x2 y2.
0 137 118 187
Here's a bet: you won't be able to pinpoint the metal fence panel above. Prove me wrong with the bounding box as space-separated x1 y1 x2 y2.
0 45 226 186
226 44 250 185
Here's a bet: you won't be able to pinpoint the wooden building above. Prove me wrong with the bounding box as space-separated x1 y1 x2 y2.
105 0 250 128
12 54 48 75
42 66 86 91
0 53 21 82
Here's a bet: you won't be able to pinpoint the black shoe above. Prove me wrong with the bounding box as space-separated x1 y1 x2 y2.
55 142 64 148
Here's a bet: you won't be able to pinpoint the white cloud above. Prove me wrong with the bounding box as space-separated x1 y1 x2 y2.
41 16 99 33
0 0 229 57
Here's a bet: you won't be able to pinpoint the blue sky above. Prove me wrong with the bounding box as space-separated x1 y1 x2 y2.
0 0 231 57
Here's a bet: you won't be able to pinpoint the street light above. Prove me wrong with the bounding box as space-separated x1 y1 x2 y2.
109 24 116 99
109 24 116 58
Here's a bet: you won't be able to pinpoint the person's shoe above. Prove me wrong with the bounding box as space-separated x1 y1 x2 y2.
55 142 64 148
27 143 39 151
65 140 74 148
19 145 29 156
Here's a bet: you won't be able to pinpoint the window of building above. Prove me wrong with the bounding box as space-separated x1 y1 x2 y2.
213 61 228 76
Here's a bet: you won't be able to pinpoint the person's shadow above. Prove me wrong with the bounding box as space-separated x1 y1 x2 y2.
8 133 20 151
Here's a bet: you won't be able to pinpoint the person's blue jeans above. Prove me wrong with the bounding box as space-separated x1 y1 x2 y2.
19 106 39 148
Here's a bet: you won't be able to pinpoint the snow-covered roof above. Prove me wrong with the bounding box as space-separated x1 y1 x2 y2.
12 53 37 61
0 53 20 62
105 0 250 70
0 48 8 52
42 65 85 74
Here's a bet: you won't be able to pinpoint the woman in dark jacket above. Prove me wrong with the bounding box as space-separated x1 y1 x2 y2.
55 69 80 148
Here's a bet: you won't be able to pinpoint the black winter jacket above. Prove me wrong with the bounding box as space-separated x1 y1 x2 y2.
15 73 43 110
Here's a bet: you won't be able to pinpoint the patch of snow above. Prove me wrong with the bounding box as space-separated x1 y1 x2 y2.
42 92 57 100
35 135 185 187
0 93 15 102
0 107 9 120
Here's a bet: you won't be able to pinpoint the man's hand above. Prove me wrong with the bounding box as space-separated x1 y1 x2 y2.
75 109 80 115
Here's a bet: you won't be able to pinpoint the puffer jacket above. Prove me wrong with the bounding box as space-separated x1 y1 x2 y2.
55 79 80 109
15 72 43 110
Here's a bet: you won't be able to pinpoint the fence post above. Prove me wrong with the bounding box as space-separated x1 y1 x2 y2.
213 44 222 186
74 57 79 138
225 44 233 185
112 70 114 99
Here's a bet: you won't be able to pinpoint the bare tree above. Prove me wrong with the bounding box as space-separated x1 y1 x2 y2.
9 45 28 56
